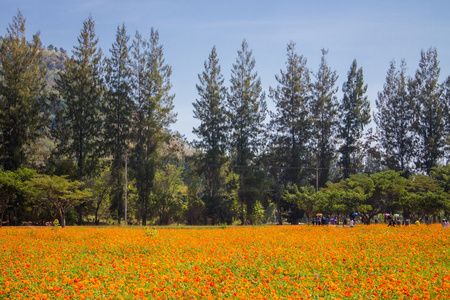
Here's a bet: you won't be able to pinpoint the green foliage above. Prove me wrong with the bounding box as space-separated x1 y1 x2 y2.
192 46 229 224
311 49 339 188
401 174 448 221
228 40 267 224
324 171 408 223
104 24 134 225
130 28 176 226
42 49 68 87
283 185 319 224
84 167 112 225
228 40 266 165
52 16 105 180
431 164 450 193
338 59 370 178
268 41 311 186
0 168 35 226
375 60 414 173
0 10 48 171
152 164 185 225
183 162 206 225
410 48 445 173
28 174 93 227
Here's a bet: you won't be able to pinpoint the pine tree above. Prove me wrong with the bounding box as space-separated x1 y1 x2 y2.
311 49 339 188
442 75 450 159
104 24 134 224
52 16 105 181
227 40 266 223
0 10 48 170
409 48 445 173
374 60 414 174
192 46 229 224
268 41 311 186
52 16 104 224
130 29 176 225
338 59 370 178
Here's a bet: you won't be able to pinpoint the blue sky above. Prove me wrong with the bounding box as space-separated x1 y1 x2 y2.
2 0 450 142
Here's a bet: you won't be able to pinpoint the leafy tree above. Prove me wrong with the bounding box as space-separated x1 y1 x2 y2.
104 24 134 224
227 40 267 223
310 49 339 188
152 164 184 225
0 168 35 227
192 46 229 224
401 174 447 222
430 164 450 219
370 170 408 217
374 60 414 174
268 41 311 186
441 76 450 157
409 48 445 173
283 185 319 224
430 164 450 193
52 16 105 181
0 10 48 171
29 174 93 227
84 167 112 225
319 189 352 220
130 29 176 225
183 161 206 225
338 59 370 178
325 173 374 222
324 170 407 224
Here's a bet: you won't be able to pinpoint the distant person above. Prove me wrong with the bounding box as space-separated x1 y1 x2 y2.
404 219 409 226
388 219 396 227
350 219 354 228
415 220 420 226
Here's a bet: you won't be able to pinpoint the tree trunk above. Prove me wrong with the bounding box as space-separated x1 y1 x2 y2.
94 204 100 225
59 209 66 228
142 210 147 226
277 195 283 225
240 169 244 225
0 209 4 227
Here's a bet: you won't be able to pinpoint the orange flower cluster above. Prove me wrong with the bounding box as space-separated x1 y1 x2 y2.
0 224 449 299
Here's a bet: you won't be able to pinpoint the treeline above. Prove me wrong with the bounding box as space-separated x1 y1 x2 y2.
1 11 450 227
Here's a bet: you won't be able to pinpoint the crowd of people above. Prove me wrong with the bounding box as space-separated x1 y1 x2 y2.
310 214 449 227
311 215 361 226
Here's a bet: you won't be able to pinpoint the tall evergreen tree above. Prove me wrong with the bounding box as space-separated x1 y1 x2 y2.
374 60 415 173
0 11 48 171
52 16 104 181
192 46 229 223
409 48 445 173
338 59 370 178
227 40 266 223
442 75 450 160
268 41 311 186
130 29 176 225
311 49 339 188
104 24 134 224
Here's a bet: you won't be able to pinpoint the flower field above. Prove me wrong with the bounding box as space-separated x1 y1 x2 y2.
1 224 449 299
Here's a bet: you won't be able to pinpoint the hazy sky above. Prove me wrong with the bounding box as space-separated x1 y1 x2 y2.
2 0 450 142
